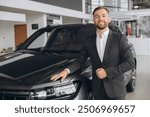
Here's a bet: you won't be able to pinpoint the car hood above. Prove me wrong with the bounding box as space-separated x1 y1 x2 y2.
0 51 73 88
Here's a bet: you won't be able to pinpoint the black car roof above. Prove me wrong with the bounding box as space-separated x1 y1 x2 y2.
46 23 95 30
45 23 122 34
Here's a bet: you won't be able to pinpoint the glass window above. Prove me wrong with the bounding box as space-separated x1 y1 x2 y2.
27 32 48 49
48 27 95 52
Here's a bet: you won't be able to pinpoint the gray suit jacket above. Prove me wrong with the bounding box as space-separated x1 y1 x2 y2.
68 29 135 98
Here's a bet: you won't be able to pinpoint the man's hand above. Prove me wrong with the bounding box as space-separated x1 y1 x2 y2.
96 68 107 79
50 69 69 82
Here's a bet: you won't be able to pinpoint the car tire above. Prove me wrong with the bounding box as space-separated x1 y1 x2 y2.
126 69 136 92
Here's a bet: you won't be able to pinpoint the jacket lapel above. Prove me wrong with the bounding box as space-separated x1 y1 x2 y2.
103 30 113 62
91 34 102 64
89 30 113 68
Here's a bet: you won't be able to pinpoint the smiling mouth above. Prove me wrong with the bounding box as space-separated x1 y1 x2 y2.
99 22 104 26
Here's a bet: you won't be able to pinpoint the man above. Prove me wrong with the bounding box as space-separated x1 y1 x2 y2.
51 6 135 100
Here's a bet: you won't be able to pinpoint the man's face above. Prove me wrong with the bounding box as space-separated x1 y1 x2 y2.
93 9 110 30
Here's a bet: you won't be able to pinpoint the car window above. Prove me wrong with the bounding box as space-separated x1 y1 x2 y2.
48 27 95 52
27 32 49 49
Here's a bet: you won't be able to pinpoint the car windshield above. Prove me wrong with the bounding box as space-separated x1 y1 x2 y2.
23 25 95 53
27 32 48 49
26 31 52 50
46 27 95 52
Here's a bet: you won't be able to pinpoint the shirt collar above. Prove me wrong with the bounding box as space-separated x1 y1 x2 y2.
96 28 109 40
104 28 109 39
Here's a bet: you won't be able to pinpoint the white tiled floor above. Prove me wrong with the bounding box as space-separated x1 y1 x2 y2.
126 55 150 100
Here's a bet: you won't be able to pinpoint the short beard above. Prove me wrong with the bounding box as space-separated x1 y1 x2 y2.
96 24 107 30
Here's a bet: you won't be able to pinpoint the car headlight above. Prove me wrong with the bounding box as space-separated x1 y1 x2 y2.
29 81 81 100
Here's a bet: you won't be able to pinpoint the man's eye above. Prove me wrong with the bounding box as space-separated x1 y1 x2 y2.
95 15 99 18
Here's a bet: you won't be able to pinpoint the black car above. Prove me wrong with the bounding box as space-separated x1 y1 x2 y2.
0 23 136 100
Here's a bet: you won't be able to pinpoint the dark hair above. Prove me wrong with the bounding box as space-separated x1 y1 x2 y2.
93 6 109 15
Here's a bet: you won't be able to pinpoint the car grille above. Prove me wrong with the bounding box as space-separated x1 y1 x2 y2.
0 90 30 100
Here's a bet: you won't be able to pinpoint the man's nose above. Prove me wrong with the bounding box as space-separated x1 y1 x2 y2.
98 16 103 20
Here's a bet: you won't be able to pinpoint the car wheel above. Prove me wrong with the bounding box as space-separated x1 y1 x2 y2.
126 69 136 92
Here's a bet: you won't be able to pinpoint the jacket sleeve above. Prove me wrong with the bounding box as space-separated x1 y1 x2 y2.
105 35 135 79
67 41 89 74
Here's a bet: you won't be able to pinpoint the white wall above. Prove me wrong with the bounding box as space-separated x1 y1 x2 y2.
0 21 15 50
0 11 25 51
26 13 47 37
0 11 26 22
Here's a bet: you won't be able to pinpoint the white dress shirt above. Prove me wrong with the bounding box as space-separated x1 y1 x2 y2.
96 29 109 62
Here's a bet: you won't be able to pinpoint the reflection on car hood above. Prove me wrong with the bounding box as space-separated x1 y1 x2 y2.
0 51 72 87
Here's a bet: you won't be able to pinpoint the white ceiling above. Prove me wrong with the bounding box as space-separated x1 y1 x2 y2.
110 8 150 20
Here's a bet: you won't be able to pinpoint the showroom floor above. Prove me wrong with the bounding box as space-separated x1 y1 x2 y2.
126 55 150 100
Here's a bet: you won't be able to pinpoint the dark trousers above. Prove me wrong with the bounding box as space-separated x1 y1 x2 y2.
93 80 126 100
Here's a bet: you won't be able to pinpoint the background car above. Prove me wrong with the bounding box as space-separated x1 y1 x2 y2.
0 23 136 100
